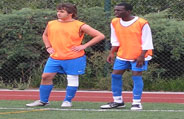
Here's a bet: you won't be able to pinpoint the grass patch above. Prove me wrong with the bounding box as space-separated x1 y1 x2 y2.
0 100 184 119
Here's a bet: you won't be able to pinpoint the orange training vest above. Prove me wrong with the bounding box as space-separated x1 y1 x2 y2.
47 20 85 60
111 18 152 60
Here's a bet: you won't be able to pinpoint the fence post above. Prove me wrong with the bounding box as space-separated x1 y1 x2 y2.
104 0 111 17
104 0 111 77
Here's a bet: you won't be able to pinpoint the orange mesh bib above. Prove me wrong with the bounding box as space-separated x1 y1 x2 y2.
47 20 85 60
112 18 152 60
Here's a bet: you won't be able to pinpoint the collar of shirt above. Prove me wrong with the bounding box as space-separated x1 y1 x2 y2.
120 16 138 27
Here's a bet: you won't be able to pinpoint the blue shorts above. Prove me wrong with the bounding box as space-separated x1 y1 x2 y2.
43 55 86 75
113 58 148 71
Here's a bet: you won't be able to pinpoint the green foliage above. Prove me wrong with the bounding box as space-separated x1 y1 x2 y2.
78 6 110 40
145 77 184 92
28 61 44 88
0 78 29 90
0 80 7 89
0 8 55 84
0 0 105 13
53 75 67 89
0 0 60 13
130 0 172 15
169 0 184 20
0 0 28 13
146 11 184 58
1 0 184 21
13 78 30 90
121 71 133 91
80 51 112 90
145 11 184 77
62 0 104 8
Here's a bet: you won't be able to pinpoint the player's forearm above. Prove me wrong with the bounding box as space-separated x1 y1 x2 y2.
42 34 51 49
139 50 147 57
110 46 119 55
83 34 105 48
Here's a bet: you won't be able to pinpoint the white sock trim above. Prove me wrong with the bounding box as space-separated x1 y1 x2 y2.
132 99 141 104
113 96 123 103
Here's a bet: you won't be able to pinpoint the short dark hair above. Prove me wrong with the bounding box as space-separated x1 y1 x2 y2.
116 2 133 11
56 3 77 19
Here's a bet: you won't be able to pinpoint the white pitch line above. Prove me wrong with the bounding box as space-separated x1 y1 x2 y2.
0 107 184 112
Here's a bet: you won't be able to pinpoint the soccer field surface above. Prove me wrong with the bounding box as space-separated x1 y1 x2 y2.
0 90 184 119
0 101 184 119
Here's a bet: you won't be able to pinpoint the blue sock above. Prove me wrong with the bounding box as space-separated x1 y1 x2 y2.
64 86 78 102
111 74 122 96
132 76 144 100
39 85 53 103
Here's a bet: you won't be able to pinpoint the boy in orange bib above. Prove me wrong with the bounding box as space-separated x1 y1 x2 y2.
26 3 105 107
100 2 153 110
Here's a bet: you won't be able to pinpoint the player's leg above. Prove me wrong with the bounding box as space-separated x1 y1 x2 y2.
101 59 129 109
131 71 143 110
112 70 125 102
61 55 86 107
26 57 60 107
39 73 56 103
61 75 79 107
26 73 56 107
130 61 148 110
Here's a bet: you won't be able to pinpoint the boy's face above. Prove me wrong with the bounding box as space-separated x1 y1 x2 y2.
114 6 129 18
57 9 72 20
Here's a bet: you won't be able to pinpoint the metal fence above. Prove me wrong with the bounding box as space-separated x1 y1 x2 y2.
0 0 184 90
